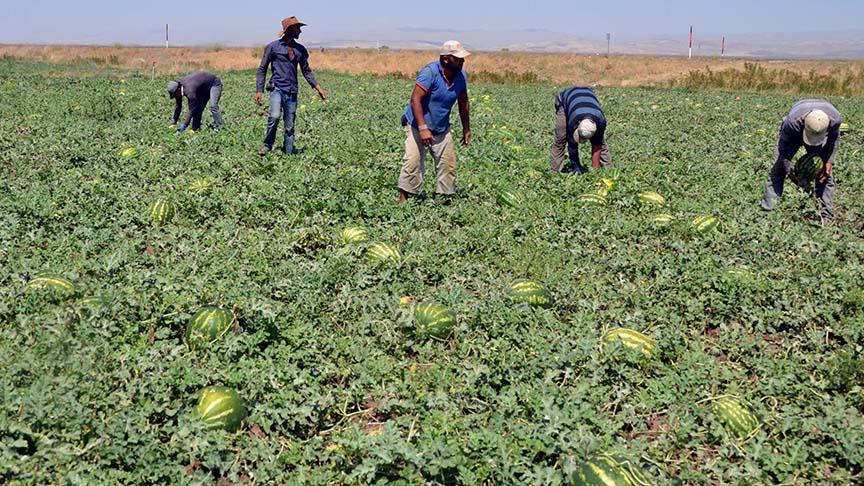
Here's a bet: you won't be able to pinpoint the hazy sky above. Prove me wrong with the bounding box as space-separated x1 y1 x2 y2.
2 0 862 45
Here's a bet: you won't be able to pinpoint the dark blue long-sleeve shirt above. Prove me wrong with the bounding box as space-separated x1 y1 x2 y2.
256 39 318 94
172 71 221 130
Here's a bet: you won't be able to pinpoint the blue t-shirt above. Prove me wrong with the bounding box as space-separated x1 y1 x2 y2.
404 61 468 135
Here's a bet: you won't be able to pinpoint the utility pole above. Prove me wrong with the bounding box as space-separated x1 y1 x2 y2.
721 36 726 57
165 24 169 49
606 33 611 57
688 25 693 59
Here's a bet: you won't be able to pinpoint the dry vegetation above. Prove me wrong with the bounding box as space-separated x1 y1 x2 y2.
2 44 863 94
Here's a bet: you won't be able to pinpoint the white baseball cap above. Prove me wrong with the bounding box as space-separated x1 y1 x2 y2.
574 119 597 143
803 110 830 146
440 40 471 58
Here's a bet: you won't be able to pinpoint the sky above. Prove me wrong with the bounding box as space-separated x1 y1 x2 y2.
2 0 863 46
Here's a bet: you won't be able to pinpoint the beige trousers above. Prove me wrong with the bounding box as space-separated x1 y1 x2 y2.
397 126 457 195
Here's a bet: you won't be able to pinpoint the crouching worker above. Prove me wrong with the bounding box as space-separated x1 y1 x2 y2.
550 86 611 173
167 72 223 132
397 41 471 204
760 99 841 223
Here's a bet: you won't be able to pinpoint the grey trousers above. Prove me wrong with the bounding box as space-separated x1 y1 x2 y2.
550 104 611 173
760 139 836 221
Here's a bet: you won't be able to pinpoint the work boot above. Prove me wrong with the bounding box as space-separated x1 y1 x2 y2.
257 146 271 157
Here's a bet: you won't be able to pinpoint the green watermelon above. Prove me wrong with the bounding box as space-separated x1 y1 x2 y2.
366 242 401 263
571 454 651 486
118 146 139 158
340 227 367 244
149 199 176 224
840 122 850 134
652 214 675 227
194 386 246 431
712 397 760 439
25 275 74 293
497 190 525 209
793 153 825 183
579 193 607 206
509 279 553 308
414 303 456 339
691 215 719 233
185 306 236 350
602 328 657 358
637 191 665 207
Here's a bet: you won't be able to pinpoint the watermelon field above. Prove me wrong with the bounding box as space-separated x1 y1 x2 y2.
1 60 863 484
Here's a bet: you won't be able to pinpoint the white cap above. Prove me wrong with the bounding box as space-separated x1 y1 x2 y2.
440 40 471 58
574 119 597 143
803 109 830 146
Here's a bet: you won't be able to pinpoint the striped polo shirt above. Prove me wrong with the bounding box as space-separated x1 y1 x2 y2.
558 86 607 145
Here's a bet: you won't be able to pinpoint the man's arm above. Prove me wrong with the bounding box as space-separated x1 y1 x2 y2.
457 90 470 146
255 44 272 104
178 97 196 131
171 97 182 125
819 127 840 182
590 123 606 169
591 145 602 170
298 50 326 100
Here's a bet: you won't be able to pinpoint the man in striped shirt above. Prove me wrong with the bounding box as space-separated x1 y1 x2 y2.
550 86 611 173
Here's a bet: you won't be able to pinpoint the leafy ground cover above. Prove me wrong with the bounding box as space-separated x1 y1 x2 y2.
1 61 863 484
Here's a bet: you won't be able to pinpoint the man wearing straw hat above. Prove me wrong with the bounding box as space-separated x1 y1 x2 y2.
397 40 472 203
760 99 841 223
255 16 327 156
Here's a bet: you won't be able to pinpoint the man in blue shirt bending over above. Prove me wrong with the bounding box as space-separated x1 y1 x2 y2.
255 16 327 156
550 86 612 173
397 41 472 203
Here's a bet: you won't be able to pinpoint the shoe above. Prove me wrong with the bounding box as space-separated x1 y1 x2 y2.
257 146 271 156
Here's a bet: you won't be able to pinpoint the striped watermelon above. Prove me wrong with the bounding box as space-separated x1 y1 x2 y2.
118 146 139 158
691 215 719 233
497 190 525 209
839 122 850 134
366 242 401 263
598 178 617 193
712 397 760 439
579 193 607 206
149 199 176 224
602 328 657 358
340 227 367 244
414 303 456 339
25 275 74 295
637 192 665 207
185 306 236 350
793 153 825 183
509 279 553 308
571 455 651 486
652 214 675 227
194 386 247 432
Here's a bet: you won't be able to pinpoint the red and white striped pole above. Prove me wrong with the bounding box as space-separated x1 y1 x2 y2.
165 24 169 48
689 26 693 59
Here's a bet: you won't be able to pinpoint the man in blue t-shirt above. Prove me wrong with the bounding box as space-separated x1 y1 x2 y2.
397 40 471 203
550 86 612 173
255 16 327 156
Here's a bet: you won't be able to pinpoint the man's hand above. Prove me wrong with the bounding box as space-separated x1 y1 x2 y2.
315 85 327 101
419 128 434 147
461 129 471 147
254 92 263 105
819 161 833 183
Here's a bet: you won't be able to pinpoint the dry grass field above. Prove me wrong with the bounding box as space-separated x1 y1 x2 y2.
2 44 863 94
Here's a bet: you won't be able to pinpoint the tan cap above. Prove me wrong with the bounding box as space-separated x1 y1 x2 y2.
574 119 597 143
440 40 471 58
803 109 829 146
278 16 306 37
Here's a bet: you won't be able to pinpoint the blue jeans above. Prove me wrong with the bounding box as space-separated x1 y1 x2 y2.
209 83 223 128
263 89 298 154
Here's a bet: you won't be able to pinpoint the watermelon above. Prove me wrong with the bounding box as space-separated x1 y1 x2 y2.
414 303 456 339
840 122 850 134
366 242 401 263
340 227 367 244
691 215 719 233
149 199 176 224
194 386 247 431
793 153 825 183
579 193 607 206
497 190 525 209
118 146 139 158
188 178 212 194
185 306 236 350
509 279 553 308
571 454 651 486
652 214 675 227
25 275 74 295
602 328 656 358
637 192 665 207
712 397 760 439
